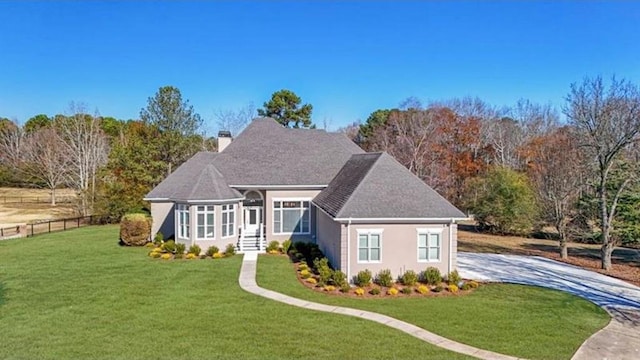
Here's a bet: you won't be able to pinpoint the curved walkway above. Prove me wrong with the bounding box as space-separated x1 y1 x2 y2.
457 252 640 360
239 252 522 360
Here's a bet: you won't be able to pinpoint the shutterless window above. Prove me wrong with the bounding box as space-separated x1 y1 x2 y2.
358 231 381 262
222 204 235 238
177 204 190 239
273 200 310 234
418 232 441 261
196 205 215 239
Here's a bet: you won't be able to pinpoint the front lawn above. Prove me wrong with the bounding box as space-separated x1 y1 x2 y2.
0 226 469 359
256 255 610 360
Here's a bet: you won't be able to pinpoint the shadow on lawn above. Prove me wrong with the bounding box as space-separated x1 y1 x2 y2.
521 243 640 268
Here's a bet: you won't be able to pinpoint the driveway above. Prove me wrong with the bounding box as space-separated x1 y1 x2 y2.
458 252 640 360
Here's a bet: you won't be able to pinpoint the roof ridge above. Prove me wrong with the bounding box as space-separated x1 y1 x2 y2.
335 152 383 218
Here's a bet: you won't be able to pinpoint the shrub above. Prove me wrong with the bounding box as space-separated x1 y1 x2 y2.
266 240 280 252
145 242 155 248
186 253 197 260
151 251 162 258
401 287 413 295
447 270 461 285
212 252 223 259
468 280 479 289
340 283 351 293
375 269 394 287
268 250 279 254
224 243 236 257
174 252 184 259
387 287 399 296
423 267 442 285
417 285 429 294
369 288 381 295
324 285 336 292
299 269 311 279
160 253 172 260
401 270 418 286
433 285 444 293
448 284 459 293
120 213 152 246
187 244 201 255
306 277 317 285
298 263 309 271
153 232 164 246
205 246 219 257
461 283 472 291
175 243 186 255
161 240 176 254
354 269 372 287
282 239 292 254
331 270 348 288
354 288 365 296
313 257 333 286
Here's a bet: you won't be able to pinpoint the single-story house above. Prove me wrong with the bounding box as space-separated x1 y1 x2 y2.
144 118 466 280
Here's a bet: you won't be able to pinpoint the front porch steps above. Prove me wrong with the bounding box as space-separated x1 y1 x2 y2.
237 236 266 253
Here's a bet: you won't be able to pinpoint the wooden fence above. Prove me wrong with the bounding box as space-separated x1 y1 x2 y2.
0 215 111 240
0 196 75 204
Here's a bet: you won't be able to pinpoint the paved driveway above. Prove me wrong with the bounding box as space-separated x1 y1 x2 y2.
458 252 640 359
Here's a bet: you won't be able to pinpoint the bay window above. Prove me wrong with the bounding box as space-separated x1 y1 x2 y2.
196 205 215 239
222 204 235 238
176 204 190 239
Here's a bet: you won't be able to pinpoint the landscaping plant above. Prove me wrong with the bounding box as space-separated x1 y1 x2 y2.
375 269 394 287
119 213 152 246
422 267 442 285
354 269 372 287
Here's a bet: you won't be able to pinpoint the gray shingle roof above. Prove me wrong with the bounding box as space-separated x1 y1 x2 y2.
313 152 466 219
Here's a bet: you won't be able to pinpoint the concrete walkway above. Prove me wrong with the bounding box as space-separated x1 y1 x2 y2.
457 252 640 360
239 252 522 360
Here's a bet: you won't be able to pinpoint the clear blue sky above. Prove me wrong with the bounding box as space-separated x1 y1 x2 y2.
1 1 638 130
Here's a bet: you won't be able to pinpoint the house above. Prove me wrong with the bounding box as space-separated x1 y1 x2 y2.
144 118 466 280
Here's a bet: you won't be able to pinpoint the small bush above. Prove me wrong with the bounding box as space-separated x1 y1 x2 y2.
306 277 317 285
268 249 279 254
447 270 461 285
354 288 365 296
323 285 336 292
282 239 292 254
224 243 236 257
401 287 413 295
354 269 372 287
185 253 197 260
433 285 444 293
187 244 201 255
468 280 479 288
120 213 152 246
375 269 394 287
369 288 381 295
145 242 155 248
149 250 161 258
313 258 333 286
266 240 280 252
153 232 164 245
387 287 399 296
331 270 348 288
299 269 311 279
423 267 442 285
340 283 351 293
205 246 219 257
161 240 176 254
175 243 186 255
461 283 472 291
212 252 223 259
401 270 418 286
174 252 184 259
417 285 430 294
160 253 172 260
298 263 309 271
448 284 459 293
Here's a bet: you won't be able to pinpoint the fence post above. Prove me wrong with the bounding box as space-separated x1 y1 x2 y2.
77 217 80 228
48 221 51 233
31 223 34 236
64 219 66 231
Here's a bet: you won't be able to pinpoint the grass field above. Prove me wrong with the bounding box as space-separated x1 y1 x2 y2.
0 225 470 360
0 187 77 227
256 255 610 360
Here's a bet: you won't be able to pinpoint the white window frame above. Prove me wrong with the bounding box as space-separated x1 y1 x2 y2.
176 204 190 240
221 204 236 238
356 229 383 263
272 198 311 235
417 228 443 262
195 205 215 240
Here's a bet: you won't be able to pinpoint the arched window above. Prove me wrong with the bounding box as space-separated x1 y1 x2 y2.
243 191 263 207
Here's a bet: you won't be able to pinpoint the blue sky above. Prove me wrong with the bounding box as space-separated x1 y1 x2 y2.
0 1 638 131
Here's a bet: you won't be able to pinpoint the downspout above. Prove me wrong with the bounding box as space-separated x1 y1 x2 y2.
448 218 454 274
346 218 352 283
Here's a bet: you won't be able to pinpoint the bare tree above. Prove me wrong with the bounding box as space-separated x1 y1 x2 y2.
214 103 256 137
0 118 25 168
564 76 640 270
22 127 69 205
58 103 109 215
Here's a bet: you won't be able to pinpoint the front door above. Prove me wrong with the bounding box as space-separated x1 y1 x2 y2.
244 206 262 237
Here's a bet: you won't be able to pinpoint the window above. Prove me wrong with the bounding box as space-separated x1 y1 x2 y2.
176 204 190 239
273 200 310 234
418 229 442 262
222 204 235 238
196 205 215 239
357 230 382 262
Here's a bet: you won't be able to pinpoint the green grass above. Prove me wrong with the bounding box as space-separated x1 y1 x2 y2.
256 255 611 360
0 226 470 359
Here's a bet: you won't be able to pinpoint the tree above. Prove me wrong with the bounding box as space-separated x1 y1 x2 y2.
24 114 51 133
465 166 537 235
214 103 256 137
21 127 69 205
359 109 391 150
564 76 640 270
140 86 203 175
257 89 313 128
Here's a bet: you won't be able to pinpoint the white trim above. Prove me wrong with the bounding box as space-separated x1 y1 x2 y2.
231 185 327 189
144 197 170 201
356 229 383 264
184 198 244 203
176 204 190 240
448 220 454 274
416 228 443 263
334 217 468 222
195 205 215 240
221 204 236 239
272 198 312 235
346 218 352 283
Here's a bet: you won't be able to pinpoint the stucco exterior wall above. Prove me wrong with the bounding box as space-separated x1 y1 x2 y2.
264 189 321 243
150 202 174 240
315 208 343 270
174 202 241 253
346 222 454 280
